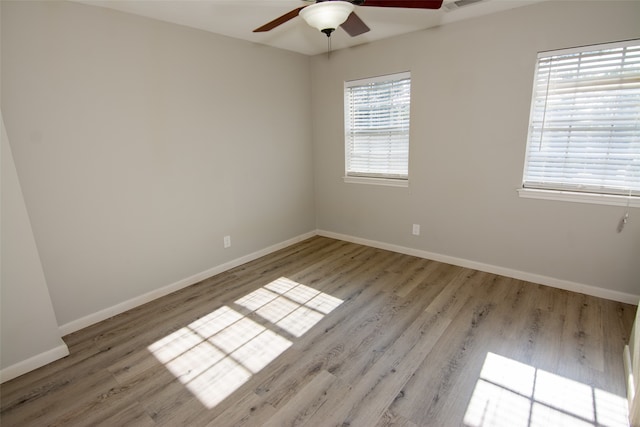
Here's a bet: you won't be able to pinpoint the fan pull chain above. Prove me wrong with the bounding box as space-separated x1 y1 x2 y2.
617 188 633 233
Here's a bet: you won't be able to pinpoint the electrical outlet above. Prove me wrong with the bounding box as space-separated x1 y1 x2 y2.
412 224 420 236
223 235 231 248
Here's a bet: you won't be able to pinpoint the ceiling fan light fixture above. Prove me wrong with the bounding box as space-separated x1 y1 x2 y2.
299 1 355 36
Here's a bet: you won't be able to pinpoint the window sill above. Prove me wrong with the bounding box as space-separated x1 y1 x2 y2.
343 176 409 188
517 188 640 208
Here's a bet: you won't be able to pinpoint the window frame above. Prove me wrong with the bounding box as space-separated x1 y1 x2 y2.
519 39 640 207
343 71 411 187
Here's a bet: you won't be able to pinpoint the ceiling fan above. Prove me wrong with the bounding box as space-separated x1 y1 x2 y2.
253 0 444 38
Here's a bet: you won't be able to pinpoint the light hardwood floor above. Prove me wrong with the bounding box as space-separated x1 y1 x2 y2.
1 237 636 426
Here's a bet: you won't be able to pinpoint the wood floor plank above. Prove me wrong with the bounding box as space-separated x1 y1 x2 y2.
204 391 277 427
385 255 436 298
320 308 453 427
1 236 635 427
389 305 497 424
375 409 418 427
557 293 606 382
94 402 156 427
1 369 120 426
262 369 337 427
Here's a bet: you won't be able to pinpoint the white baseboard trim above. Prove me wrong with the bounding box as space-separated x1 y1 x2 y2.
58 231 317 336
0 342 69 384
624 344 635 408
58 228 637 337
317 230 640 305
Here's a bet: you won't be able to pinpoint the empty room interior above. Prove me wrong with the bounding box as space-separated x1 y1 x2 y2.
1 0 639 425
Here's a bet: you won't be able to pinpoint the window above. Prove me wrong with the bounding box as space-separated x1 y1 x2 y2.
520 40 640 206
344 72 411 187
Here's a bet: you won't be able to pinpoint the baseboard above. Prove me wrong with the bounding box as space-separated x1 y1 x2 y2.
317 230 640 305
624 345 635 407
0 342 69 384
58 231 317 336
58 228 637 336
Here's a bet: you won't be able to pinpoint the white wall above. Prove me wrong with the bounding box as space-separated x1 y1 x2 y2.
1 1 315 328
311 1 640 299
1 111 69 380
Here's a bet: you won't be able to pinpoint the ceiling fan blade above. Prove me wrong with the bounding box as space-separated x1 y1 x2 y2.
341 12 370 37
359 0 443 9
253 7 306 32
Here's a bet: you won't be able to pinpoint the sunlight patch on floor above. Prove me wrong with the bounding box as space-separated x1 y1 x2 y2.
148 277 343 409
236 277 343 337
464 352 629 427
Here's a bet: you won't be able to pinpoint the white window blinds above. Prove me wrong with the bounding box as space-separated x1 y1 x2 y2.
345 72 411 180
523 40 640 197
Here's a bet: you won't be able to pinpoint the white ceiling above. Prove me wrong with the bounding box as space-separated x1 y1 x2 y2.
74 0 544 56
